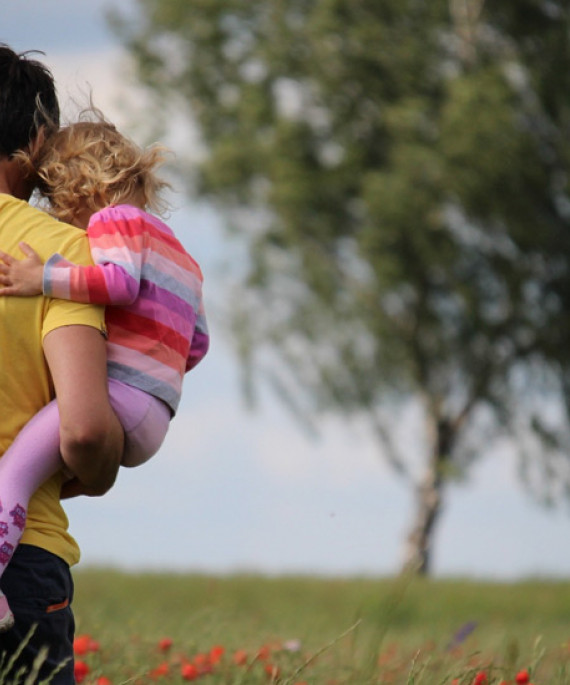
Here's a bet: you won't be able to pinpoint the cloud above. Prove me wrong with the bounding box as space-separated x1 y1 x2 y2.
3 0 136 55
46 49 132 124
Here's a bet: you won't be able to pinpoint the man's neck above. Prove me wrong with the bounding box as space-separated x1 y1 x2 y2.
0 157 32 200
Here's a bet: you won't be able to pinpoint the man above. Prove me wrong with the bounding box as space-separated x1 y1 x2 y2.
0 45 123 681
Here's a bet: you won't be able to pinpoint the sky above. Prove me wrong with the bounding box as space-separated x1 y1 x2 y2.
3 2 570 580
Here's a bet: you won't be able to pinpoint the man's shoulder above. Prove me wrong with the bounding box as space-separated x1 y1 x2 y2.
0 195 91 263
0 194 65 231
0 193 49 219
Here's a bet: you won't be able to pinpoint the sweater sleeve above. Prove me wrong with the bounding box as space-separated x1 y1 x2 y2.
186 294 210 372
43 209 144 305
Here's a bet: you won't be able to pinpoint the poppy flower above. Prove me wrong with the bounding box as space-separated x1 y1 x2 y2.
515 670 530 684
73 635 92 656
181 663 200 681
149 662 170 679
74 660 90 684
265 663 280 679
209 644 225 663
233 649 248 666
158 637 173 652
257 645 271 661
474 672 488 684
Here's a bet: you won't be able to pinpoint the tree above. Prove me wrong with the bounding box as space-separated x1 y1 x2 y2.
113 0 570 574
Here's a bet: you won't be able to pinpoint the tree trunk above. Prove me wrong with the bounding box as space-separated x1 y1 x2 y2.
400 415 455 575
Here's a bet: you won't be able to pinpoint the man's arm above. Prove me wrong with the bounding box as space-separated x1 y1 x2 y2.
43 325 123 496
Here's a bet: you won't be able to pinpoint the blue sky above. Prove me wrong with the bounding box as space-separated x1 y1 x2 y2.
3 2 570 579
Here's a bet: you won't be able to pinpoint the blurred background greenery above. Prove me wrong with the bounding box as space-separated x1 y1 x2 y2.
108 0 570 575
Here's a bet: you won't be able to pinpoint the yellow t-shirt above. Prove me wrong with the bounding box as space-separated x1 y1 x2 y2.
0 194 105 567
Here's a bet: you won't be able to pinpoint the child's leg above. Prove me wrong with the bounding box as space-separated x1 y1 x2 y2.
0 401 62 568
0 382 168 577
107 379 171 468
0 400 62 629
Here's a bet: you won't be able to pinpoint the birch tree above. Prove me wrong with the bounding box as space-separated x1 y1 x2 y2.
114 0 570 573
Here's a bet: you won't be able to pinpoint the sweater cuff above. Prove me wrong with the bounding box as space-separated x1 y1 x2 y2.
43 253 67 298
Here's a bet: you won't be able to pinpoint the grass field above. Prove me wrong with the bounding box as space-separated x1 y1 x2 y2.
45 571 570 683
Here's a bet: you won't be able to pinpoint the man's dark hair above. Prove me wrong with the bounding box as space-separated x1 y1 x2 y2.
0 44 60 158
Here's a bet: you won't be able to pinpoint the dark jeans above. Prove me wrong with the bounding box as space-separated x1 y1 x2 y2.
0 544 75 684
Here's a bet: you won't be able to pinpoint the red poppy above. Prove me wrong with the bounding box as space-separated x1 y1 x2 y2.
257 645 271 661
265 663 280 679
74 660 90 684
515 670 530 684
73 635 92 656
158 637 173 652
95 678 112 685
181 663 200 681
233 649 248 666
209 645 225 663
474 672 488 684
149 662 170 679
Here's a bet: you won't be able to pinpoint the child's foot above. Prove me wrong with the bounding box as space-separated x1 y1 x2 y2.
0 591 14 632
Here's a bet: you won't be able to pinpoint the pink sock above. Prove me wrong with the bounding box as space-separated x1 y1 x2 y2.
0 401 62 574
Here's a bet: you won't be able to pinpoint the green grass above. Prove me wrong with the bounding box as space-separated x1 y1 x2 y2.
65 571 570 683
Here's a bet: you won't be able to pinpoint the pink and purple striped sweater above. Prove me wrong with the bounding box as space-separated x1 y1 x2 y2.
43 204 209 414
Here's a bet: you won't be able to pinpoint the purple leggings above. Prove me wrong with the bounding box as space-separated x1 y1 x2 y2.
0 379 170 571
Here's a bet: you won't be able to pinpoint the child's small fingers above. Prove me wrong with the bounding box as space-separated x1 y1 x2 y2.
18 242 39 258
0 250 14 265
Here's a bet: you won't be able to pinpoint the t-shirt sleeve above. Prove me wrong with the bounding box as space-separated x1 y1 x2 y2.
42 298 106 341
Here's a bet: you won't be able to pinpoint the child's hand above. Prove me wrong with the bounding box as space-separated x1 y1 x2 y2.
0 242 44 296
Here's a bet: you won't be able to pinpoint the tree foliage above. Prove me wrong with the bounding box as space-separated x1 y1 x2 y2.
114 0 570 572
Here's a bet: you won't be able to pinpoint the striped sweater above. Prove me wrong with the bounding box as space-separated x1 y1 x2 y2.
43 204 209 414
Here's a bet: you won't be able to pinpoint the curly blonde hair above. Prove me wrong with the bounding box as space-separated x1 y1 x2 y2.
30 109 171 224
